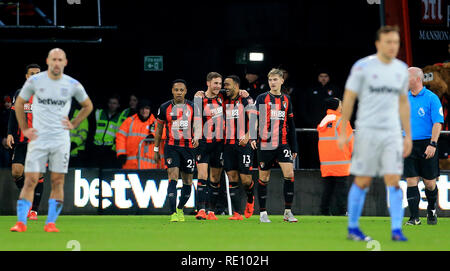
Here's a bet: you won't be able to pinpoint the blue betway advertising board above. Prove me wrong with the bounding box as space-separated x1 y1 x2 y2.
0 168 449 216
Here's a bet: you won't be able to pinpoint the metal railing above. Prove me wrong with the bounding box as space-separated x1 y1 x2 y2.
294 128 450 169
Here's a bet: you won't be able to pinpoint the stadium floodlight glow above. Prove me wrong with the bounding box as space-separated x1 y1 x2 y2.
249 52 264 62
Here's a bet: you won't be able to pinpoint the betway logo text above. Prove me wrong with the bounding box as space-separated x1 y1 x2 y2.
74 170 197 209
37 97 67 106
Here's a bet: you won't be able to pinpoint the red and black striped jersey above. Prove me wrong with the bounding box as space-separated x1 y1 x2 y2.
156 99 200 148
8 89 33 144
255 91 295 150
223 95 256 144
199 93 225 143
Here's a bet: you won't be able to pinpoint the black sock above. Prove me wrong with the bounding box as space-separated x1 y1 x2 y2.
167 179 177 214
196 179 208 210
283 177 294 210
257 179 268 212
32 178 44 212
14 175 24 190
208 182 220 213
407 186 420 219
177 184 192 210
229 182 241 213
425 186 438 211
244 180 254 203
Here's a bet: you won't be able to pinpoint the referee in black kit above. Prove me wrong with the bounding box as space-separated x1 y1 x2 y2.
404 67 444 225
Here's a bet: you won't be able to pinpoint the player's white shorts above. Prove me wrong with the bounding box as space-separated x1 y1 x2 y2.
24 138 70 174
350 129 404 177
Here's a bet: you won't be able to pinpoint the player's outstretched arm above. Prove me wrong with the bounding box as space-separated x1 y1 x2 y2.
70 98 93 129
337 89 357 150
153 119 165 162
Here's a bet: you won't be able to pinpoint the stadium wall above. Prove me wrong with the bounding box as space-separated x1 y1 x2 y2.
0 168 449 217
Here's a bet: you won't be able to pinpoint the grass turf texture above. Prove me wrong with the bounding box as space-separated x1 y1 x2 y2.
1 215 449 251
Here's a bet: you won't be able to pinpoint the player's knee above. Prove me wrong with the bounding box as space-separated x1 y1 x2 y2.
259 171 270 182
11 166 23 179
240 176 252 186
11 170 23 179
23 178 38 190
197 167 208 180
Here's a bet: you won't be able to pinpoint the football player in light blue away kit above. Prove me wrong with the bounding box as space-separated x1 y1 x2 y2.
10 48 93 232
337 25 413 242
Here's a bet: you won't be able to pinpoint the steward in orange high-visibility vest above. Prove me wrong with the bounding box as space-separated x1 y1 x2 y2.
116 99 166 169
317 101 354 177
317 98 353 215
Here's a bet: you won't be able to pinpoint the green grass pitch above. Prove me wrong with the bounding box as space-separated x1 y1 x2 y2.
0 215 449 251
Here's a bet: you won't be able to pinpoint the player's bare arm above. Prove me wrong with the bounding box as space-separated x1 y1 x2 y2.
153 119 165 162
67 97 93 130
337 89 357 150
399 93 412 158
14 96 37 141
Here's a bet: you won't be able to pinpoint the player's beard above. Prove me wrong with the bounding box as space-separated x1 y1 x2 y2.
50 66 62 77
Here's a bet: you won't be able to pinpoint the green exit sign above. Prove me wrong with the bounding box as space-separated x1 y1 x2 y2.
144 56 163 71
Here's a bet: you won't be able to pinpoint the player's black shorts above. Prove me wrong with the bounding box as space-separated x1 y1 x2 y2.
223 144 254 174
164 144 196 174
403 139 440 180
195 140 224 168
11 143 27 165
257 144 293 170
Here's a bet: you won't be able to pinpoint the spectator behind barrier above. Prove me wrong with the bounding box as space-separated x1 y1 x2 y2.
90 94 122 168
317 97 353 215
116 98 166 169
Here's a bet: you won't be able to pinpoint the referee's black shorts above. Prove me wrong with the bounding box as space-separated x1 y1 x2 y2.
403 139 440 180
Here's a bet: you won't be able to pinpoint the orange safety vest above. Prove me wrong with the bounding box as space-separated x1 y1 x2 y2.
116 113 166 169
317 109 354 177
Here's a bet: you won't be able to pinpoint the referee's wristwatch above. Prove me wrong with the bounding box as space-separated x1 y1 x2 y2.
429 141 437 148
153 146 159 152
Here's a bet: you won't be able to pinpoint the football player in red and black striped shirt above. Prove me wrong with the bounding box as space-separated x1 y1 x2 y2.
6 64 44 221
222 75 258 220
154 79 201 222
194 72 226 220
253 68 298 223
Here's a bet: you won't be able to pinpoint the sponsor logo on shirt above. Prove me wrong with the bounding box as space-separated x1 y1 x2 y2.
37 97 67 106
270 110 285 120
369 86 401 94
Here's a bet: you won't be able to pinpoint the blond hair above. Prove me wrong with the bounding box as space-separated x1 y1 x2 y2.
267 68 284 78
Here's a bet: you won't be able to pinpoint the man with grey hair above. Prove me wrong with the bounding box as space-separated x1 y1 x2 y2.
404 67 444 226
